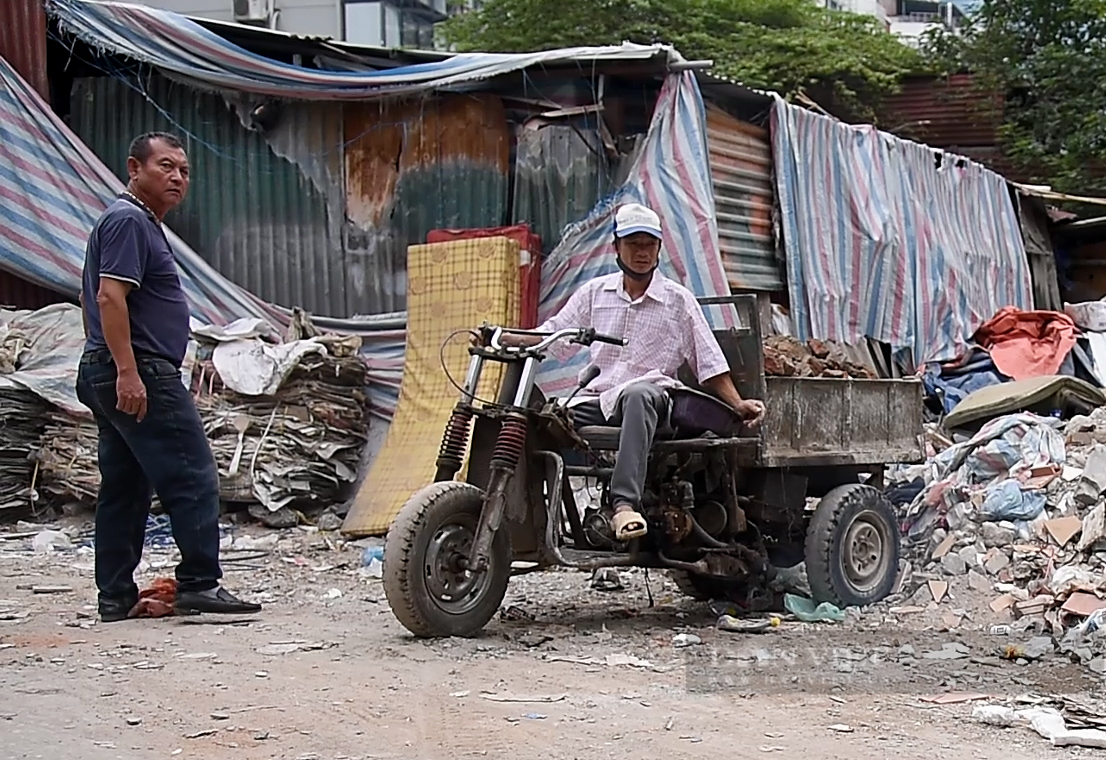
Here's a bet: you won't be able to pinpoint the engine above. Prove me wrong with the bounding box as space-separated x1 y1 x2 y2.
581 478 734 550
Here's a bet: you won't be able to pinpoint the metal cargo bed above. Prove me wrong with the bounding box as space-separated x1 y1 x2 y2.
761 376 924 467
689 295 925 470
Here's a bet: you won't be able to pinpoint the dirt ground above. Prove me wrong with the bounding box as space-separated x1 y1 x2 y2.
2 520 1104 760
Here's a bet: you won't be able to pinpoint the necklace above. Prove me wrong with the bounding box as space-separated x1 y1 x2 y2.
122 189 161 225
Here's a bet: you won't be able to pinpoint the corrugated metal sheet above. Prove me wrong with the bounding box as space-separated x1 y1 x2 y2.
706 106 782 291
881 74 1001 149
69 71 360 318
344 94 511 313
512 123 615 255
0 269 70 311
0 0 48 100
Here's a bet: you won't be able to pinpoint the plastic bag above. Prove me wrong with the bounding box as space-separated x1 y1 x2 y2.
980 479 1046 522
783 593 845 622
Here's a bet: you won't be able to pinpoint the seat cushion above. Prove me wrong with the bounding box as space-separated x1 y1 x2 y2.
669 387 743 438
577 425 621 450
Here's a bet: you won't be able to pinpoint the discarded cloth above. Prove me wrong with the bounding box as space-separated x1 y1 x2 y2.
943 375 1106 431
902 413 1065 536
980 478 1046 522
130 577 177 618
974 307 1077 381
923 347 1008 415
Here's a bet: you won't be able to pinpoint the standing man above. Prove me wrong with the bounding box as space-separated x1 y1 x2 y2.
501 203 765 541
77 132 261 621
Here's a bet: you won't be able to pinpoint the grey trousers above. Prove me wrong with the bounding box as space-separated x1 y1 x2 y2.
572 382 670 510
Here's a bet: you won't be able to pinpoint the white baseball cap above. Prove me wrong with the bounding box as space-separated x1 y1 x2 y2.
614 203 662 239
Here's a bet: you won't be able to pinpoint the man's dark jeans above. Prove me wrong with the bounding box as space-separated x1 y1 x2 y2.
75 349 222 604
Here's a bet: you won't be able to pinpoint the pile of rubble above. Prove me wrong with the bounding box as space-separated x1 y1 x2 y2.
33 410 99 507
194 347 369 526
0 321 51 520
762 336 877 379
892 408 1106 672
0 388 50 519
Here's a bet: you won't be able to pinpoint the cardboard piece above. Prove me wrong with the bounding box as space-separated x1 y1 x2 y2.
1061 592 1106 618
933 533 957 559
1045 516 1084 547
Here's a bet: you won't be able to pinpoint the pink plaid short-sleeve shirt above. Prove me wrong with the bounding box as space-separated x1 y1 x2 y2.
537 272 731 418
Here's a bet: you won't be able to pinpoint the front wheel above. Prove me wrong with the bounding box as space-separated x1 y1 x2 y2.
804 484 900 608
383 481 511 638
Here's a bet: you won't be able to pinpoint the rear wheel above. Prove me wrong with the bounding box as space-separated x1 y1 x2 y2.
383 481 510 637
804 484 900 608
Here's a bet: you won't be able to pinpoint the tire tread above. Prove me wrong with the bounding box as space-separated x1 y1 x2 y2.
382 481 507 638
804 483 900 608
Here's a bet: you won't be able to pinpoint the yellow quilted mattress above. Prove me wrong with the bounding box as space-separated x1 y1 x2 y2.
342 237 520 536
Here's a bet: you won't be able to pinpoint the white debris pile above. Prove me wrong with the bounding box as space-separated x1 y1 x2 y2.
0 321 52 520
891 409 1106 672
193 332 370 524
33 410 99 506
973 694 1106 749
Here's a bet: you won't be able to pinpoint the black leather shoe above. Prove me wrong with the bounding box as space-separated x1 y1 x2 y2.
98 596 137 623
174 587 262 615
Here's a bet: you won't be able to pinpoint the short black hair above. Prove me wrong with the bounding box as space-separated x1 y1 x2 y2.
128 132 185 164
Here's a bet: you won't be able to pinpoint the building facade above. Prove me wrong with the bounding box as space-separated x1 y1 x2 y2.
126 0 449 46
817 0 969 44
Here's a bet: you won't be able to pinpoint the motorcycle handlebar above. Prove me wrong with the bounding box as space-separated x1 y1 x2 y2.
484 325 626 352
586 329 627 347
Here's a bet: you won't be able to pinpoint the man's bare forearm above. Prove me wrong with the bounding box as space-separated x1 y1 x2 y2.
97 291 137 372
704 373 744 408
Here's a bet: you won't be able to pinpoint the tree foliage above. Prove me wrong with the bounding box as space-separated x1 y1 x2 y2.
439 0 921 121
921 0 1106 194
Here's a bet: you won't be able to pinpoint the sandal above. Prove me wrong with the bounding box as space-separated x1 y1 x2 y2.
610 508 647 541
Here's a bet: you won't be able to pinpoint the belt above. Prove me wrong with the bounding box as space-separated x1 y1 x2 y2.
83 348 178 368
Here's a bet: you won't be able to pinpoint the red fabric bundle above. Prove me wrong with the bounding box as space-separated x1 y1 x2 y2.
974 307 1077 380
130 577 178 618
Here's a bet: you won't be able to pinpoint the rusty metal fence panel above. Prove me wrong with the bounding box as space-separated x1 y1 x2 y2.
706 105 783 292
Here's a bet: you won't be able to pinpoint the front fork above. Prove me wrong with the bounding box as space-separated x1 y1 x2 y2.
433 349 541 574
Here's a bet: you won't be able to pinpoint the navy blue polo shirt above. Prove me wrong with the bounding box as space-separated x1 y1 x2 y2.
81 197 191 366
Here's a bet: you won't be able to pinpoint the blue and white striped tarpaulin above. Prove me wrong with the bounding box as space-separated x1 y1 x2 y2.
0 53 403 419
535 72 737 398
771 95 1032 366
47 0 683 100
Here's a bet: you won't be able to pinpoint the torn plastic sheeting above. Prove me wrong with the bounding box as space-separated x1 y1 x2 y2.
903 413 1064 535
212 338 327 396
0 303 90 417
783 593 845 622
980 478 1046 522
191 318 279 343
925 413 1064 493
973 704 1106 749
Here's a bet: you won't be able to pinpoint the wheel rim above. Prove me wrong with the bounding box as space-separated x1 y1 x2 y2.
842 510 892 593
423 521 492 616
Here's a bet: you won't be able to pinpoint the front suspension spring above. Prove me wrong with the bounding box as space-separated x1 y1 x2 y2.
435 405 474 475
490 416 528 471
